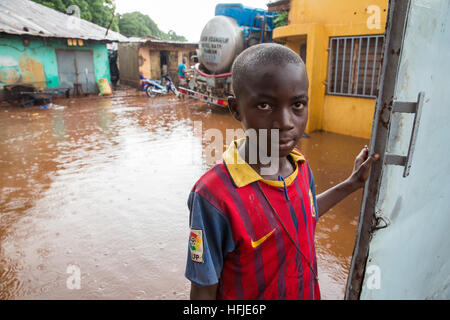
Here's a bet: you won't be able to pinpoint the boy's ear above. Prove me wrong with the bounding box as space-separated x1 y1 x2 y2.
227 96 241 121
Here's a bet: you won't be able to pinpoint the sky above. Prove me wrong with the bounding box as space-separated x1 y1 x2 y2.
115 0 273 42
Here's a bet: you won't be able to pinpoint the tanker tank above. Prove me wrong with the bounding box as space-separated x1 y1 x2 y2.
199 15 245 74
178 3 276 107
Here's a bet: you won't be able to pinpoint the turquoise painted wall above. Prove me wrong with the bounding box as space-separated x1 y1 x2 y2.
0 35 111 91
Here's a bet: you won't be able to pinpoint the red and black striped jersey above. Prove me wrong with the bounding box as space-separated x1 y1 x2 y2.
185 139 320 300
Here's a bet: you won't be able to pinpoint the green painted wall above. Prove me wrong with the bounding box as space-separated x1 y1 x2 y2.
0 34 111 92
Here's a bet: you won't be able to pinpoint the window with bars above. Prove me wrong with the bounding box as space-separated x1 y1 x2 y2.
327 35 384 98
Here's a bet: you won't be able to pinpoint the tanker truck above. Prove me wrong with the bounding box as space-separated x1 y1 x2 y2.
178 3 276 108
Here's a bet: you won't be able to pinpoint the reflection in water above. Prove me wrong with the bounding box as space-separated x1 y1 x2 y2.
0 91 368 300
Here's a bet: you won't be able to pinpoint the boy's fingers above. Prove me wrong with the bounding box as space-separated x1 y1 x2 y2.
355 146 369 167
361 153 380 169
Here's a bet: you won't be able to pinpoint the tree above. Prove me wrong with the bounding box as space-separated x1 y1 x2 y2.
117 11 163 38
32 0 120 32
118 12 187 41
166 30 187 42
31 0 187 41
273 11 289 28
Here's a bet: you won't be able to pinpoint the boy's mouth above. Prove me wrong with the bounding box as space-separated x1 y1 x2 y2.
278 138 295 151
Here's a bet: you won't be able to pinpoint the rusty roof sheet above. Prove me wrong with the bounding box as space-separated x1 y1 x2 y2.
124 37 198 47
0 0 129 42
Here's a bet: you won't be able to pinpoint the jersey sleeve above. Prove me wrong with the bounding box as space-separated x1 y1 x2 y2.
307 163 319 221
184 191 235 287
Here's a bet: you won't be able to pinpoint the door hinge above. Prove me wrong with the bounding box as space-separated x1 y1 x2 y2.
373 212 391 230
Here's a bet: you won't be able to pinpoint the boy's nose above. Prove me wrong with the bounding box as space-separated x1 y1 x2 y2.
272 106 295 131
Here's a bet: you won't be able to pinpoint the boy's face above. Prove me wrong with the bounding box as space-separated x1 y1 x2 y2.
229 62 309 158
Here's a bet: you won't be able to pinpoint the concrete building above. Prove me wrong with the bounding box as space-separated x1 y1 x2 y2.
267 0 290 13
0 0 128 98
273 0 389 138
118 39 198 88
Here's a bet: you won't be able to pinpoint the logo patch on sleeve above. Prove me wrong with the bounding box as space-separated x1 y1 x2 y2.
309 189 317 218
189 229 204 263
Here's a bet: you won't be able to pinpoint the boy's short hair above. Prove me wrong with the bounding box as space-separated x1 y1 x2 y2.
231 43 305 98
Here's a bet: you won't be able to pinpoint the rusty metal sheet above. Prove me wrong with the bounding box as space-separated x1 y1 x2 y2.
0 0 128 42
345 0 410 300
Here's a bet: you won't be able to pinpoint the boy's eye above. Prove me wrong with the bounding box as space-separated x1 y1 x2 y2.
257 103 272 110
293 102 306 110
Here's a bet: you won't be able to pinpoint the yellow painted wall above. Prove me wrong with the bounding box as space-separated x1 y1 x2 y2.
138 47 151 79
273 0 388 138
323 95 375 138
288 0 388 35
140 48 194 82
177 50 191 65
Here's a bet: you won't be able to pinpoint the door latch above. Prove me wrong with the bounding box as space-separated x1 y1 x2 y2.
374 212 391 230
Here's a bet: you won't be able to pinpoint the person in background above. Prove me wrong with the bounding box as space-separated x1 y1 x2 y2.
178 57 188 100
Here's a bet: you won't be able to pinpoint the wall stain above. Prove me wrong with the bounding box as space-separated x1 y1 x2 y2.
18 53 46 88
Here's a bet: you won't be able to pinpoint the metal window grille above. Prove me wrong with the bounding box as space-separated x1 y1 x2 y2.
327 35 385 98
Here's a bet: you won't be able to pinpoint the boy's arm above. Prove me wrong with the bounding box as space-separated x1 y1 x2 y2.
190 282 218 300
317 147 379 218
185 192 235 300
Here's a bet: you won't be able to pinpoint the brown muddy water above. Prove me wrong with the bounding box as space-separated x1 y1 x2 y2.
0 90 368 300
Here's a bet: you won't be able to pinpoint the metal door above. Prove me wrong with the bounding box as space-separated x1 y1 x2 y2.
56 50 96 94
346 0 450 299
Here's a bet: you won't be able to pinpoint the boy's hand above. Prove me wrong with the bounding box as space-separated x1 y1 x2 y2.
317 146 380 217
348 146 380 189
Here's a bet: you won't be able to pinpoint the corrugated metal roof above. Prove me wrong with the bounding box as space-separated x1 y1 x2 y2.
124 37 198 46
145 39 198 46
0 0 129 42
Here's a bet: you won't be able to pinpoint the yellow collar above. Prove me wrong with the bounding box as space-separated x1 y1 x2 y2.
223 138 305 188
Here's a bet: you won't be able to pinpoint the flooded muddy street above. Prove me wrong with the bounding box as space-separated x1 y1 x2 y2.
0 91 368 300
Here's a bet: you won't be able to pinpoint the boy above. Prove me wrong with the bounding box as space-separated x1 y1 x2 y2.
185 43 379 300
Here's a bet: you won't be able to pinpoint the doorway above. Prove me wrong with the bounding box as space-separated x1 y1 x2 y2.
160 51 169 78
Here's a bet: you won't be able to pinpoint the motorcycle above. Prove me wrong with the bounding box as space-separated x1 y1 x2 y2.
141 74 179 98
